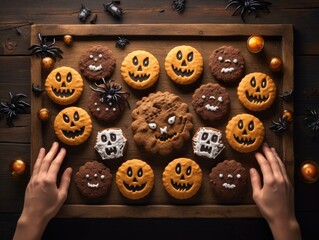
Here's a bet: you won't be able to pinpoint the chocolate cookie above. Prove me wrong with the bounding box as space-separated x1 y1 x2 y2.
192 83 230 121
209 160 247 203
75 161 113 199
79 45 116 82
131 91 193 155
209 46 245 83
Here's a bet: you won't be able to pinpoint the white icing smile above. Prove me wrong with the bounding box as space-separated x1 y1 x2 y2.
222 183 236 189
205 104 219 111
221 67 234 73
89 64 103 72
87 182 99 188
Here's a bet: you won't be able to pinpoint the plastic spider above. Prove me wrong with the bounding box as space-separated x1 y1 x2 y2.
0 92 30 127
225 0 272 22
90 78 130 109
269 117 288 134
29 33 63 60
279 89 293 102
171 0 186 14
304 109 319 135
115 36 130 49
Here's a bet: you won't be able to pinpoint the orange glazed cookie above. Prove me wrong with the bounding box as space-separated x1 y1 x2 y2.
45 66 84 105
121 50 160 90
225 113 264 153
237 72 276 111
116 159 154 200
162 158 202 200
165 45 204 85
54 106 93 145
131 91 193 155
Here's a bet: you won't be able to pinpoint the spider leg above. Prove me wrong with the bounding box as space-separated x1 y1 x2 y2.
225 1 241 10
240 7 247 22
232 5 243 16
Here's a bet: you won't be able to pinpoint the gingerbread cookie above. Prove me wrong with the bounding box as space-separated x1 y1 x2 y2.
209 46 245 83
162 158 202 200
131 91 193 155
192 83 230 121
79 45 116 82
54 106 93 145
209 160 248 203
94 128 127 160
192 127 225 159
165 45 204 85
237 72 276 111
225 113 264 153
116 159 154 200
45 66 84 105
88 78 130 122
121 50 160 90
75 161 113 199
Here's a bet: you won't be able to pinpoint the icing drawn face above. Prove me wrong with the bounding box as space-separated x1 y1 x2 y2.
45 67 83 105
238 72 276 111
94 129 127 160
54 107 92 145
116 159 154 200
226 113 264 153
121 50 160 89
193 127 225 159
162 158 202 200
165 45 203 85
213 46 244 75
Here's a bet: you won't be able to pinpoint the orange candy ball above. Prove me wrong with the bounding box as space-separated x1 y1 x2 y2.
269 57 283 72
38 108 50 121
247 35 264 53
41 57 55 70
300 161 319 183
63 35 73 45
11 159 26 176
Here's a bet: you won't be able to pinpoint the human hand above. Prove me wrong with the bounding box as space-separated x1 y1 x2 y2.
14 142 72 240
250 142 301 240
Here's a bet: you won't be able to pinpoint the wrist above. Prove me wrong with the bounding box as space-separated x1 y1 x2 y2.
268 217 301 240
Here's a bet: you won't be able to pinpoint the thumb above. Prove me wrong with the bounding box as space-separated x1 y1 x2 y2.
58 167 72 202
250 168 261 199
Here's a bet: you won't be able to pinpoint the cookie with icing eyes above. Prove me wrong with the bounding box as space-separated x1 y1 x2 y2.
209 160 248 203
209 46 245 83
192 83 230 121
75 161 113 199
79 45 116 82
237 72 277 111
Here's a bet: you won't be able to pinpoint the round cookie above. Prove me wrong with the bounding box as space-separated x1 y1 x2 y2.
94 128 127 160
75 161 113 199
131 91 193 155
165 45 203 85
45 66 84 105
54 106 93 145
162 158 202 200
116 159 154 200
209 160 247 203
79 45 116 82
237 72 276 111
209 46 245 83
192 83 230 121
192 127 225 159
88 78 129 121
120 50 160 90
225 113 264 153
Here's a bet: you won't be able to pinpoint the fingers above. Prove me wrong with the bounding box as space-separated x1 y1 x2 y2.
32 147 46 177
58 167 73 202
255 150 273 182
48 147 67 182
270 147 290 183
39 142 59 174
262 143 284 180
250 168 261 200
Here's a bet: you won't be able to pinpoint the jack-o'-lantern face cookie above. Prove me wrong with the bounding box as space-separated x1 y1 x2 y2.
45 66 84 105
165 45 204 85
75 161 113 199
54 106 92 145
79 45 116 82
131 91 193 155
225 113 264 153
209 46 245 83
162 158 202 200
116 159 154 200
121 50 160 90
238 72 276 111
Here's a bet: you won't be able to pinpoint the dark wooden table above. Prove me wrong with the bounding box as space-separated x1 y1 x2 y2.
1 1 318 239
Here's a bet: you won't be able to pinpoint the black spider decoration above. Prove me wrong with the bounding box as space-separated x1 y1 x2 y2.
171 0 186 14
303 109 319 135
90 78 130 110
32 83 44 96
269 117 289 134
78 4 91 23
103 1 124 19
279 89 293 102
115 36 130 49
28 33 63 60
225 0 272 22
0 92 30 127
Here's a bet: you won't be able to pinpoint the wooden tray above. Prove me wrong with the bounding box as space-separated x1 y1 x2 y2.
30 24 294 218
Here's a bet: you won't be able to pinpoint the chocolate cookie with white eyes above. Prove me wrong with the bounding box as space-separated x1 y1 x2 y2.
209 46 245 83
79 45 116 82
209 160 248 203
75 161 113 199
192 83 230 121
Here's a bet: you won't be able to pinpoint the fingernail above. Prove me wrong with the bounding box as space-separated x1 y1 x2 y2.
263 142 269 147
